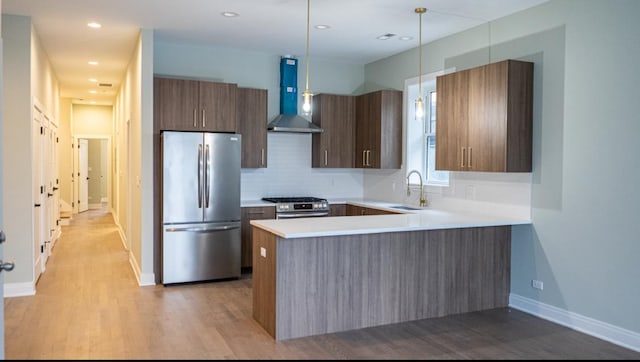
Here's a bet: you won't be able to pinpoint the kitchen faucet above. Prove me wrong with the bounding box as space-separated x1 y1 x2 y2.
406 170 427 207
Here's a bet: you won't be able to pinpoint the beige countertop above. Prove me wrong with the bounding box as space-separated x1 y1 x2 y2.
250 199 531 238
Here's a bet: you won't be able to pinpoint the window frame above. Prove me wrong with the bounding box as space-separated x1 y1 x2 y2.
404 70 449 187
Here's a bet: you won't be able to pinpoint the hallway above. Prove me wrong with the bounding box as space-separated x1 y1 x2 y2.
4 209 640 359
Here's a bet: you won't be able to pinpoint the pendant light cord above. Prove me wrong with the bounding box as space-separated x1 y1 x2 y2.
418 10 423 100
305 0 310 94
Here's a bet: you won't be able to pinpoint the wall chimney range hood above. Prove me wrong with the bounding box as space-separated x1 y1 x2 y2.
267 56 323 133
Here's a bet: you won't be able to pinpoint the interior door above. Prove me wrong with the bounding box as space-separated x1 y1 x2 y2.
41 120 51 267
32 109 44 281
79 138 89 212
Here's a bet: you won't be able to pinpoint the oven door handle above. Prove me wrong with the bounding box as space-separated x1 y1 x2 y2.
277 212 329 219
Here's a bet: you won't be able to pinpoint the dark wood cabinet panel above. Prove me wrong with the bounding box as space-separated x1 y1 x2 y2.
345 204 400 216
329 204 346 216
436 59 533 172
253 225 512 340
154 77 237 132
200 81 237 132
154 77 199 131
355 90 402 169
237 87 268 168
312 94 356 168
241 206 275 268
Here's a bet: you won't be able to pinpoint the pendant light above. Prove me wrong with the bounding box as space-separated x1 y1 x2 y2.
414 7 427 121
301 0 313 115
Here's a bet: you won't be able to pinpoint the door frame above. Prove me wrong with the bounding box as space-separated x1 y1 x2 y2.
78 138 89 212
73 134 112 215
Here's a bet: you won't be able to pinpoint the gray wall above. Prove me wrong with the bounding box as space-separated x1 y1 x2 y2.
1 15 32 285
0 1 5 356
365 0 640 336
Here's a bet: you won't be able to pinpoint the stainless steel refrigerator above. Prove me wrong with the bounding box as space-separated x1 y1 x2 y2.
161 131 241 284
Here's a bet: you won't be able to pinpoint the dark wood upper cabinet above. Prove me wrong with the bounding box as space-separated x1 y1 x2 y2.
237 87 268 168
311 94 356 168
436 59 533 172
154 77 237 133
355 89 402 169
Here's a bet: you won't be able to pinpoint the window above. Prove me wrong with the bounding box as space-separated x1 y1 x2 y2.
405 72 449 186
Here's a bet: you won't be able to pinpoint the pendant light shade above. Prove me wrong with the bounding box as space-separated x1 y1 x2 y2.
415 7 427 121
302 0 313 115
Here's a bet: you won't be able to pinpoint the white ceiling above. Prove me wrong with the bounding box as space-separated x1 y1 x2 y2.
2 0 548 105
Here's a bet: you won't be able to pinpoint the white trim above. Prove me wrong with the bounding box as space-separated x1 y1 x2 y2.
510 293 640 352
128 251 156 286
72 134 112 215
4 282 36 298
112 214 155 286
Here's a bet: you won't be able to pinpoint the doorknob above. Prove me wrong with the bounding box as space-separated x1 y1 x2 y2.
0 260 15 272
0 230 5 243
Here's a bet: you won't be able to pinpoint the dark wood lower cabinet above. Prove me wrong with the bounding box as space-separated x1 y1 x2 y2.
253 225 511 340
345 204 400 215
329 204 346 216
241 206 275 268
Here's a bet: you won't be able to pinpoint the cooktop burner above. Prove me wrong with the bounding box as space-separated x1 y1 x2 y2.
262 197 326 203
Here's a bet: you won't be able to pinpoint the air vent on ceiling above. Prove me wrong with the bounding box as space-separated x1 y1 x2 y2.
98 83 112 87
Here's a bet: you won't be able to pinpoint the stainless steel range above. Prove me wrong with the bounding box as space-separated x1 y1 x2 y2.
262 197 329 219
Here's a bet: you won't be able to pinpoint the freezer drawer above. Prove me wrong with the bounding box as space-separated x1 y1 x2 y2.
162 222 241 284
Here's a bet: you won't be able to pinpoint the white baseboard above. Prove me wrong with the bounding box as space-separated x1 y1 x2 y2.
112 214 156 287
128 251 156 286
509 293 640 352
4 282 36 298
88 203 103 210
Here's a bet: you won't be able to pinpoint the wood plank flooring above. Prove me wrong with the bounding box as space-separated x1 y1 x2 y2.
5 208 639 359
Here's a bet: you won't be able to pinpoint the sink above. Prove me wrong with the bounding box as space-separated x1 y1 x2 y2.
389 205 423 211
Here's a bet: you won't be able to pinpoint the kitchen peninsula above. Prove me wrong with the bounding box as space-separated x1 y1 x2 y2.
250 203 530 340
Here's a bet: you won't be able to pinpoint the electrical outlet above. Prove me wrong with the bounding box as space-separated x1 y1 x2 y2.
260 247 267 258
532 279 544 290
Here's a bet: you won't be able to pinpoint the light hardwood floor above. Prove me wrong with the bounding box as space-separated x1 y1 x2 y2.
5 208 639 359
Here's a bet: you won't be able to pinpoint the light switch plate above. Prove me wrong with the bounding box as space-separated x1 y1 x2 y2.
260 247 267 258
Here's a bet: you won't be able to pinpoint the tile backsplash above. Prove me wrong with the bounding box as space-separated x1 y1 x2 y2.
241 133 364 200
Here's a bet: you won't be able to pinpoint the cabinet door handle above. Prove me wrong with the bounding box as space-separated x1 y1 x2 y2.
366 150 371 166
461 147 466 168
261 148 265 166
202 109 206 128
324 150 328 166
193 108 197 128
468 147 473 168
362 150 366 166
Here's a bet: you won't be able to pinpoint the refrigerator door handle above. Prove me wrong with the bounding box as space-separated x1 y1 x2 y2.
165 225 241 233
205 144 211 208
197 144 203 209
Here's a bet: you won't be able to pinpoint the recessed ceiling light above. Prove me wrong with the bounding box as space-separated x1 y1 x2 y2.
87 22 102 29
89 78 98 83
221 12 239 17
376 33 396 40
315 24 330 30
89 90 98 94
399 36 413 41
90 101 97 104
88 61 99 66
